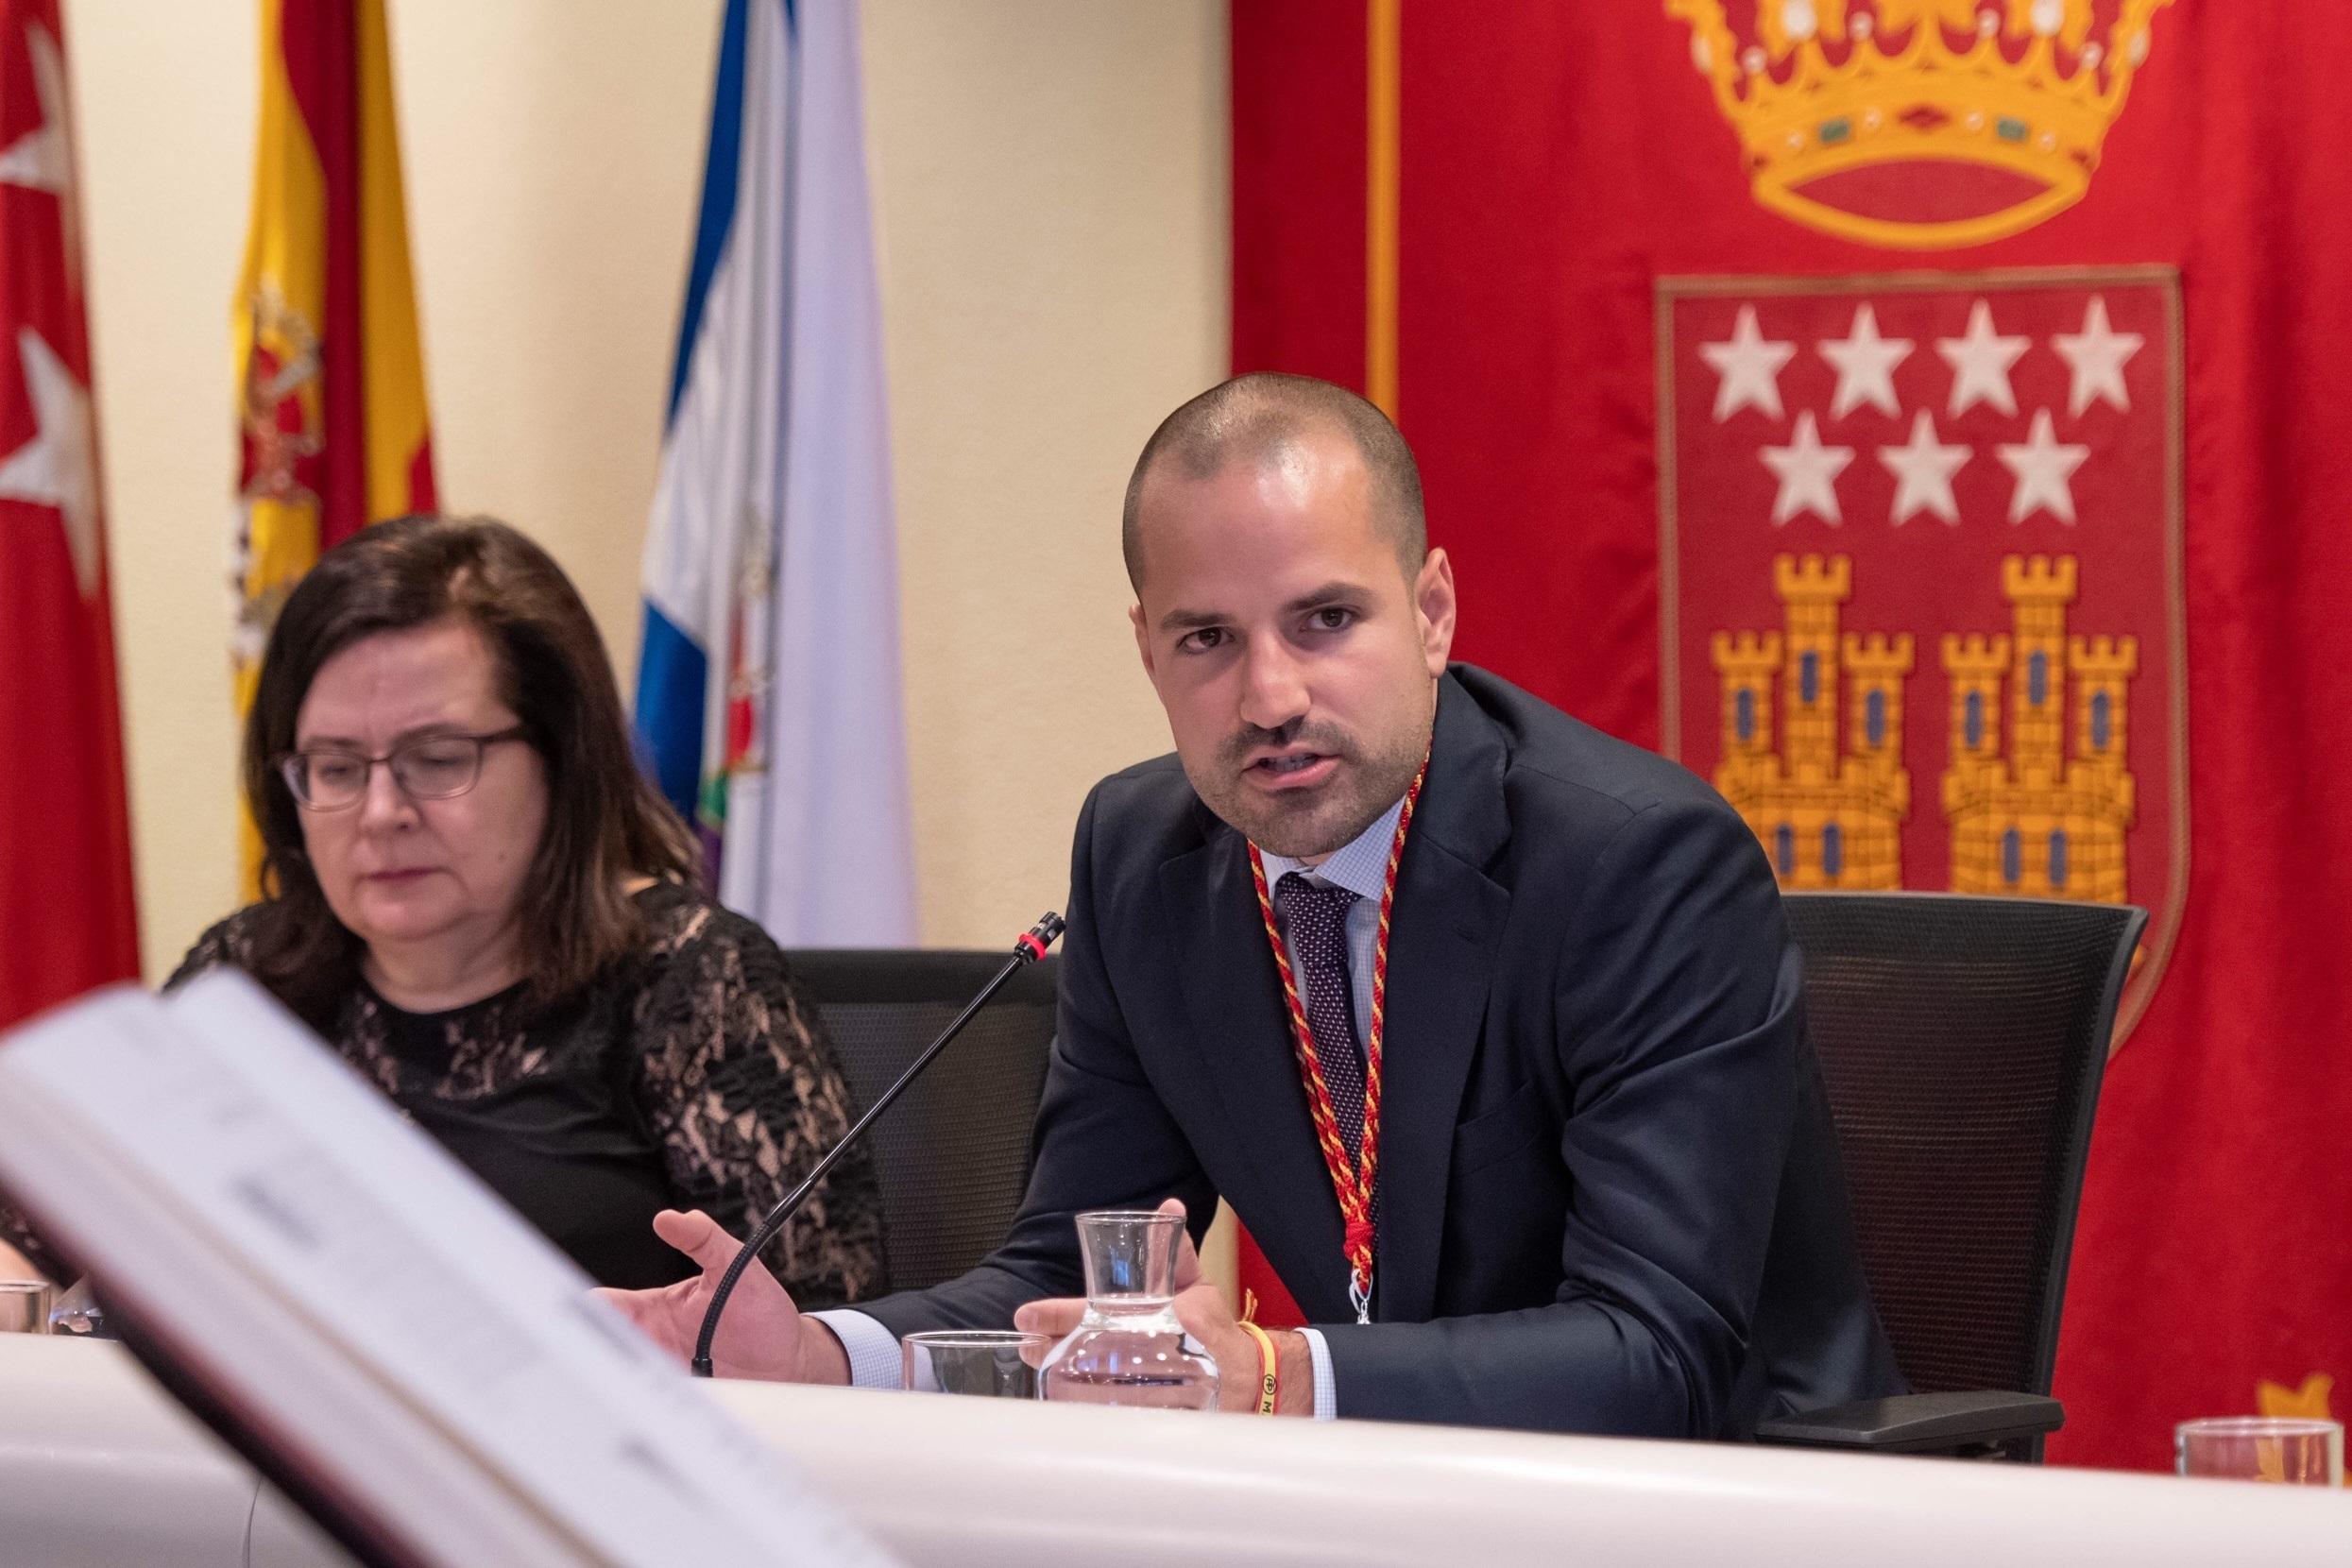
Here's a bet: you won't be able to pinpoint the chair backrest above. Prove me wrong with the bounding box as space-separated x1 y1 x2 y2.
1781 893 2144 1398
786 948 1058 1295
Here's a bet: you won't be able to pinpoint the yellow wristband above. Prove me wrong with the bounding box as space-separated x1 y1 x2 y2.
1236 1321 1280 1415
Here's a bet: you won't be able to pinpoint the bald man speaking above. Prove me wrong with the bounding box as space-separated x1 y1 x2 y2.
606 372 1900 1438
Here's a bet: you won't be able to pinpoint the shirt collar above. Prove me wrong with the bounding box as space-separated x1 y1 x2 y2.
1255 794 1408 905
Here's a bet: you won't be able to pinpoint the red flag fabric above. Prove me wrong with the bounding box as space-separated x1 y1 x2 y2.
0 0 137 1028
1232 0 2352 1468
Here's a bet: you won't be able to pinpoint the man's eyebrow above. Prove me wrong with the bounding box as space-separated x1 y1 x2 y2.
1282 581 1368 614
1155 581 1372 633
1156 606 1230 633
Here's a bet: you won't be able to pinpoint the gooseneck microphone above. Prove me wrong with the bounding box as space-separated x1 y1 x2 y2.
690 911 1066 1377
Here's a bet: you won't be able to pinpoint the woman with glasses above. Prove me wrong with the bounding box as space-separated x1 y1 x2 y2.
27 515 882 1302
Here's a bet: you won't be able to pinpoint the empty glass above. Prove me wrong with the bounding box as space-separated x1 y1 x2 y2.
2176 1418 2343 1485
901 1331 1048 1397
46 1276 111 1338
0 1280 54 1335
1037 1209 1218 1410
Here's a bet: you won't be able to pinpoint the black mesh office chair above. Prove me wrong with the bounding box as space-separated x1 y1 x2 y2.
1758 892 2146 1459
787 949 1059 1294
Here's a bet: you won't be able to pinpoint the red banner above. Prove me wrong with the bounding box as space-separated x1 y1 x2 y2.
0 0 138 1029
1234 0 2352 1468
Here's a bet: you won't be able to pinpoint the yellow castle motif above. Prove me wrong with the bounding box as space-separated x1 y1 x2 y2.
1712 554 1915 889
1663 0 2176 248
1942 554 2136 901
1713 552 2137 899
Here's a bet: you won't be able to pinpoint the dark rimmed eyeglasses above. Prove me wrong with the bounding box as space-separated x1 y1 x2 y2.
276 726 529 811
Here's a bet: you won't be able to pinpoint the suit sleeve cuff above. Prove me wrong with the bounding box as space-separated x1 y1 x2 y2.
807 1309 901 1390
1297 1327 1338 1421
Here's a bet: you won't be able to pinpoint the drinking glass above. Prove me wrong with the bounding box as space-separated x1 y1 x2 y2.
901 1331 1048 1397
0 1279 54 1335
1037 1209 1218 1410
46 1276 111 1338
2175 1418 2343 1485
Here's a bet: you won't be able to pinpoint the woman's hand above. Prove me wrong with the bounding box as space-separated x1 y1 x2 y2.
592 1208 848 1384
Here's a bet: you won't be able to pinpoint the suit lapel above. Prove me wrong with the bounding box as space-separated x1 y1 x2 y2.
1157 821 1354 1321
1154 674 1512 1326
1371 675 1511 1324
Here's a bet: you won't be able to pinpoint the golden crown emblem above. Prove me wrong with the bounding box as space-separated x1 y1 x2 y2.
1664 0 2175 248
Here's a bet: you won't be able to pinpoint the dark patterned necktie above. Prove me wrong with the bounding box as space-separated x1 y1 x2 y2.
1273 872 1366 1161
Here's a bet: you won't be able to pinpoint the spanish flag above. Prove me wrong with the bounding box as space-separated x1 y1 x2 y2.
231 0 435 891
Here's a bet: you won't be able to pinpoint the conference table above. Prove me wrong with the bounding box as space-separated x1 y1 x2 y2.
0 1334 2343 1565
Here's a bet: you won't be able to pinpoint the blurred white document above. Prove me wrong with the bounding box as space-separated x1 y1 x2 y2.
0 971 898 1568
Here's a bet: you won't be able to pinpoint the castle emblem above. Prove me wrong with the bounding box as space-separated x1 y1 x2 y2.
1658 268 2185 1042
1712 554 1913 889
1942 554 2136 898
1713 551 2137 901
1662 0 2176 249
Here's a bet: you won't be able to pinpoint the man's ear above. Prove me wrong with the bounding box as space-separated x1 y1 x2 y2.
1131 601 1157 683
1415 547 1457 677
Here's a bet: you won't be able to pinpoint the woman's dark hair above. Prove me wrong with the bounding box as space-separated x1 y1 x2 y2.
240 515 700 1025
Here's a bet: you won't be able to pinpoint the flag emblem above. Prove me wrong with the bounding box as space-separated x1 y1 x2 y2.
1658 267 2185 1039
236 284 323 511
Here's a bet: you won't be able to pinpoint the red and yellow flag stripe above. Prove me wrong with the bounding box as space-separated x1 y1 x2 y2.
231 0 435 892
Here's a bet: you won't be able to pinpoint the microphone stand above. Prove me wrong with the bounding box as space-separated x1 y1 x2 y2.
691 912 1065 1377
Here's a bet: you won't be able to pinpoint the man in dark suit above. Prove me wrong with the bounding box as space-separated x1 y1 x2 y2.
608 373 1900 1437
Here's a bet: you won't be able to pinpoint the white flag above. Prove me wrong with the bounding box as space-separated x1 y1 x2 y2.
637 0 917 946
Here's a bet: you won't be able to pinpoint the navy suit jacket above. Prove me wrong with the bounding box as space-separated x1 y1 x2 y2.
865 665 1901 1436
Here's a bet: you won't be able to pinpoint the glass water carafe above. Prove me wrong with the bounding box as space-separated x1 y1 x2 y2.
1037 1209 1219 1409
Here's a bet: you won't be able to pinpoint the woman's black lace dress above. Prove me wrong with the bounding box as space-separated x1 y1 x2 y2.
7 882 883 1304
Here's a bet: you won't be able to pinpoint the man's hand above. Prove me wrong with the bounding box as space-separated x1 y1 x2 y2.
1011 1199 1312 1415
591 1209 850 1385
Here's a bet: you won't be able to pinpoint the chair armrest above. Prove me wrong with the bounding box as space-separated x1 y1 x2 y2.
1755 1390 2064 1454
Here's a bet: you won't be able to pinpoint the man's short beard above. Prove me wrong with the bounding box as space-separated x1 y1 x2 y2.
1188 717 1427 859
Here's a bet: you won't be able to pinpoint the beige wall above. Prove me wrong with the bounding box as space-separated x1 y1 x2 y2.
865 2 1228 946
65 0 1227 979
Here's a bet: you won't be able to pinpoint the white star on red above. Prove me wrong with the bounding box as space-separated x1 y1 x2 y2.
0 23 81 284
1878 410 1971 525
1761 412 1853 525
0 326 100 598
1819 302 1913 419
1699 304 1797 421
1997 408 2091 524
1938 298 2030 418
2052 295 2143 418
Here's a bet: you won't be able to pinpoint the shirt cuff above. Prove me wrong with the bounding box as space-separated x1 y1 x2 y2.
807 1309 902 1390
1297 1327 1338 1421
